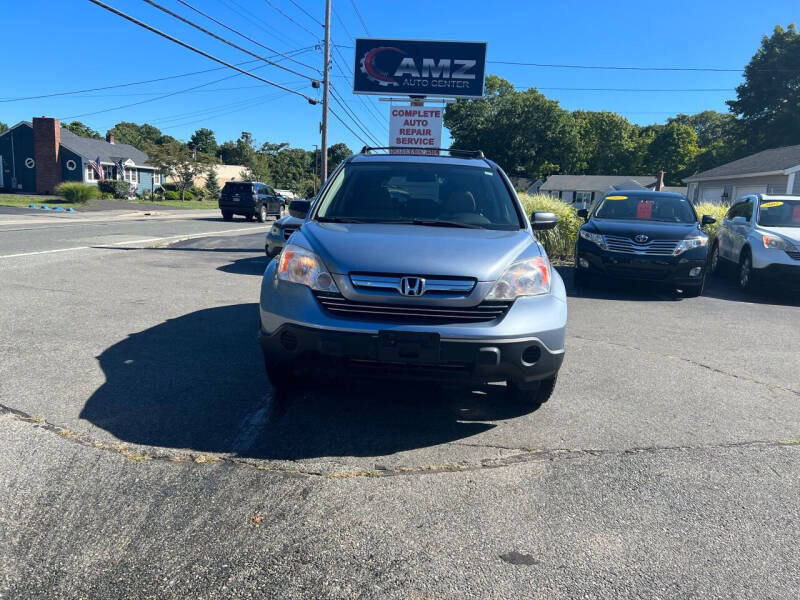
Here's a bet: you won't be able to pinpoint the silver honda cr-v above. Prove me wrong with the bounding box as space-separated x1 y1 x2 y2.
258 149 567 404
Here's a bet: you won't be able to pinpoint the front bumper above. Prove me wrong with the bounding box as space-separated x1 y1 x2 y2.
576 240 708 285
265 230 287 255
258 261 567 387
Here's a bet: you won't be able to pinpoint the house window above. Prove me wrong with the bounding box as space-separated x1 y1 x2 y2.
102 165 116 180
86 165 98 181
66 159 77 171
153 172 161 184
124 168 138 184
574 191 592 204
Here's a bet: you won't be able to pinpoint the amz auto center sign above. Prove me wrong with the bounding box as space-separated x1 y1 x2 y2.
353 38 487 98
389 106 443 155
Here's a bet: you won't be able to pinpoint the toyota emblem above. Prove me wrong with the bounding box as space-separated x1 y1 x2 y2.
634 234 649 243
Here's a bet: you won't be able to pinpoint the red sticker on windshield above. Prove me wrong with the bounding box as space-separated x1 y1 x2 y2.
636 201 653 219
793 205 800 222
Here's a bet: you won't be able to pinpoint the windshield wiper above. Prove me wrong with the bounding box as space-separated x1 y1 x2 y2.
390 219 483 229
316 216 367 223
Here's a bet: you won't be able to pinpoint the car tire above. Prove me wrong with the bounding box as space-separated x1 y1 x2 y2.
738 250 757 292
508 375 557 408
257 205 267 223
573 268 591 288
263 355 296 392
708 242 721 276
221 210 233 221
682 281 704 298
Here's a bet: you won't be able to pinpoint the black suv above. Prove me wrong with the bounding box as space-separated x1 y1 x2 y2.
219 181 282 222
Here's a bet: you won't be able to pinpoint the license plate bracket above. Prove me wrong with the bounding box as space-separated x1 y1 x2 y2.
377 331 440 363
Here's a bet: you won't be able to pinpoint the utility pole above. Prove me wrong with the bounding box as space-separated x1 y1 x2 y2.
320 0 331 182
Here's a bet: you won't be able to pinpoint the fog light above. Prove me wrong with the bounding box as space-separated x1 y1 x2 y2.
689 266 702 277
521 345 541 365
578 257 589 269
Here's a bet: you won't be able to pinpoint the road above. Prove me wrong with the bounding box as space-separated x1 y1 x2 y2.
1 213 799 599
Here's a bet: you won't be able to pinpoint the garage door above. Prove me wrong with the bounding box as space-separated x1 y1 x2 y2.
701 187 724 203
732 185 767 202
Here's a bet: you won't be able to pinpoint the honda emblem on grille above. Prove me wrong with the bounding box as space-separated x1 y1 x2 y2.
400 276 425 296
634 234 649 243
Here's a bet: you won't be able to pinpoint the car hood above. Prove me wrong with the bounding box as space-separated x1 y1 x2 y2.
297 222 536 281
587 218 702 239
756 226 800 243
276 214 304 227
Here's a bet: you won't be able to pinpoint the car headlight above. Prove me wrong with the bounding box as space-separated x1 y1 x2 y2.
673 236 708 256
579 229 606 249
762 235 788 250
486 256 551 300
276 243 339 292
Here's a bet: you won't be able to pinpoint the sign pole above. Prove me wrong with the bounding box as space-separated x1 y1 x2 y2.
320 0 331 181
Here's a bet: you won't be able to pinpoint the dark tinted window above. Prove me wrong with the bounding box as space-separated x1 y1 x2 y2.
729 200 753 221
594 193 696 223
315 162 522 229
222 182 253 195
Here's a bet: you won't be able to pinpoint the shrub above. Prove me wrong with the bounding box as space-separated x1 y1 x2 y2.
164 190 180 201
693 202 729 240
518 193 583 258
54 182 100 204
98 180 131 199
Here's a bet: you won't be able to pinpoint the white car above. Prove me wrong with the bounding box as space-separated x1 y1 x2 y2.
709 194 800 291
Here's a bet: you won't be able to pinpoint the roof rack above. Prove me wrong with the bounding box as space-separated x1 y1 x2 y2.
359 146 485 159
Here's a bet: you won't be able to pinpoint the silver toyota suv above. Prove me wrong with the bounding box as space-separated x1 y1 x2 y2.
258 149 567 404
709 194 800 291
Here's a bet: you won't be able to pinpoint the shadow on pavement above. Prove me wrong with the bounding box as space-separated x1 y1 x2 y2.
80 304 536 459
701 273 800 307
556 266 682 302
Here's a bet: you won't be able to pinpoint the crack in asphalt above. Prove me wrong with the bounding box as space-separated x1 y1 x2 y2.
3 402 798 480
569 334 800 396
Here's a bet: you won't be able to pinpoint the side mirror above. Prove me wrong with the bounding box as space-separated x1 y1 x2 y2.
530 211 558 230
288 199 311 219
577 208 589 221
731 216 747 225
701 214 717 226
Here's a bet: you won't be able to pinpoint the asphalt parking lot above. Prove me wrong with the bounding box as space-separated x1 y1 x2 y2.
2 217 799 599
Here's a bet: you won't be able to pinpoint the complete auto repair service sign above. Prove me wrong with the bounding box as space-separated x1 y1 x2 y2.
389 106 443 155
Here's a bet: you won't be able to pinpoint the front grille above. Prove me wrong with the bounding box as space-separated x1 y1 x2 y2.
313 292 511 323
786 248 800 261
604 235 679 256
350 273 475 296
283 226 298 241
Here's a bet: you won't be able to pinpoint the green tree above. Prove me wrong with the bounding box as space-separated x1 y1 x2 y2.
204 166 220 197
107 122 166 151
670 111 745 173
0 121 7 134
62 121 102 139
572 111 639 174
728 24 800 151
188 128 218 155
147 142 213 201
327 142 352 175
643 123 700 185
444 75 579 178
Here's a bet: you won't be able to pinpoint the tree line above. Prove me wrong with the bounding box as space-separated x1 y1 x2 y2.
444 24 800 186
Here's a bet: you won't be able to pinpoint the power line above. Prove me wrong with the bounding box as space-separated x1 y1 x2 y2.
87 0 318 104
331 7 354 42
328 106 369 146
331 45 387 127
263 0 319 39
349 0 370 36
286 0 323 27
219 0 304 49
330 86 381 146
145 0 319 82
516 86 734 92
489 60 744 72
174 0 320 74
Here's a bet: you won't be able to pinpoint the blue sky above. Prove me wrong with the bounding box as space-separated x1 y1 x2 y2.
1 0 795 152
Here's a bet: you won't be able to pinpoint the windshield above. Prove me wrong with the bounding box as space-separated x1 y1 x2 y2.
594 193 696 223
314 162 522 230
221 182 253 194
757 199 800 228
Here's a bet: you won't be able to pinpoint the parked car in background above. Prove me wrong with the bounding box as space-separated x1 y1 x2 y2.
259 149 567 405
575 190 716 297
708 194 800 291
219 181 282 222
265 213 303 257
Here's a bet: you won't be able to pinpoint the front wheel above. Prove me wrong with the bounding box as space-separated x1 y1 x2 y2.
263 355 296 393
708 242 720 276
507 375 557 408
256 205 267 223
681 281 704 298
738 251 756 292
221 210 233 221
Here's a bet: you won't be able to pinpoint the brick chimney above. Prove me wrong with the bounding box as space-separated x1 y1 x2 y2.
655 170 665 191
33 116 62 194
106 133 115 144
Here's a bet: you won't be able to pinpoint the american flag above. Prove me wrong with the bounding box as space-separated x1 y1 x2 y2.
116 159 126 179
90 156 104 180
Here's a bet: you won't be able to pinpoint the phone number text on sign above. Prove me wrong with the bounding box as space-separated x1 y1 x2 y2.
389 107 442 155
